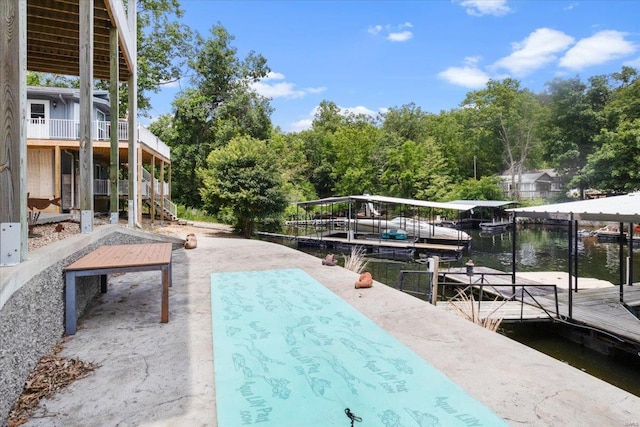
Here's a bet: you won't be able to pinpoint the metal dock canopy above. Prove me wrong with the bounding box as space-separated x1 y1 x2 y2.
506 192 640 222
295 194 479 211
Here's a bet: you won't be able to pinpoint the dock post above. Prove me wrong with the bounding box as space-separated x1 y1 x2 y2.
430 256 439 305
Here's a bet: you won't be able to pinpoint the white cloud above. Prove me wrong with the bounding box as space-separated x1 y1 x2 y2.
387 31 413 42
290 118 314 132
456 0 512 16
343 105 377 116
438 65 490 88
492 28 575 76
368 25 382 35
369 23 414 43
287 105 382 132
250 72 326 99
559 30 637 70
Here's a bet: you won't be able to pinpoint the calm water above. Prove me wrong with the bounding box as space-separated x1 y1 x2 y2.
286 225 640 397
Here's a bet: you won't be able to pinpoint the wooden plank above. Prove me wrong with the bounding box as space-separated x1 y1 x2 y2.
66 243 172 271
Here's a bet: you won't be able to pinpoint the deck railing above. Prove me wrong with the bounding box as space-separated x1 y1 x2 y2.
26 118 170 159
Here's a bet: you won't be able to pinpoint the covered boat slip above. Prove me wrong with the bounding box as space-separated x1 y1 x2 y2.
288 195 482 259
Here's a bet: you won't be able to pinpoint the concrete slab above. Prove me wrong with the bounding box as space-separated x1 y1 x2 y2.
22 236 640 426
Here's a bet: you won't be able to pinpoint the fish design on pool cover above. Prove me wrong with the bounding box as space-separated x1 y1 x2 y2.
211 268 507 426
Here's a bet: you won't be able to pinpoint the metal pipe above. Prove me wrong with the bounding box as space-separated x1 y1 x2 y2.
568 215 573 319
619 222 625 302
574 219 579 292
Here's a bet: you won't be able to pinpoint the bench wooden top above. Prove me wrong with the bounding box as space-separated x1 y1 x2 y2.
65 243 172 271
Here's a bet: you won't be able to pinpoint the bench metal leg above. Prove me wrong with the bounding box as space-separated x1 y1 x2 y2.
65 272 77 335
161 265 169 323
100 274 108 293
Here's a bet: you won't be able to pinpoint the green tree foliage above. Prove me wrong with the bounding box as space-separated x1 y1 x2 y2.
199 136 287 237
135 0 195 115
574 68 640 192
380 139 452 200
463 79 544 199
449 176 504 201
540 77 604 192
331 121 381 195
577 119 640 193
168 25 272 207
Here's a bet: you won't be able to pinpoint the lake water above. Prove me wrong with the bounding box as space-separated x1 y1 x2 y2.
285 225 640 397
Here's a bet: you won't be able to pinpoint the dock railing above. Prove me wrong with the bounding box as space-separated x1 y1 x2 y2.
398 270 560 321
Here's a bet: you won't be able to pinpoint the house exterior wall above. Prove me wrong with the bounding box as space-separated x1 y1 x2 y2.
26 148 55 206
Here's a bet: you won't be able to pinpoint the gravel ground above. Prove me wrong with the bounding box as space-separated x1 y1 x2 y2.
28 218 236 251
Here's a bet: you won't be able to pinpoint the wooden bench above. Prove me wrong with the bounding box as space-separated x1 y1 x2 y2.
64 243 173 335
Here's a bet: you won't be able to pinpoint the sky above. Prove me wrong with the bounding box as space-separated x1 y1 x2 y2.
144 0 640 133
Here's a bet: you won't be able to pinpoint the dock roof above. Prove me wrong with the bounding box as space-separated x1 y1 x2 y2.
507 192 640 222
296 195 477 211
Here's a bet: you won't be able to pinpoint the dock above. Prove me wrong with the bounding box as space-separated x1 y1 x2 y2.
438 266 640 346
258 231 466 260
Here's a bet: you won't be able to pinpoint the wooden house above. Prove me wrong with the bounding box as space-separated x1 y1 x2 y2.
26 86 175 219
499 172 555 200
1 0 143 264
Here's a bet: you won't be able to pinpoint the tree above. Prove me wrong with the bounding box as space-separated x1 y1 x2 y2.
576 119 640 193
379 138 452 200
331 121 381 196
167 24 272 207
135 0 196 115
449 176 504 201
199 136 287 237
540 77 603 194
462 79 544 199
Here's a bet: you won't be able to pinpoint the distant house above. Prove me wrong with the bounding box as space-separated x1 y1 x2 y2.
498 171 557 200
26 86 175 219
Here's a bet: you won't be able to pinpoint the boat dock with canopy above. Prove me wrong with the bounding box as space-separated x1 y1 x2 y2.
284 194 480 260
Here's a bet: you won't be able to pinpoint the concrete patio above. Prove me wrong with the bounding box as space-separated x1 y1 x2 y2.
17 231 640 426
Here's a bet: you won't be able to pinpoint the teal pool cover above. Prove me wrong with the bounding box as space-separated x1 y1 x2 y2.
211 268 507 426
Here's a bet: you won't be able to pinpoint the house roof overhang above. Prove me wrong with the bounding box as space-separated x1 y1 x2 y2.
27 0 134 81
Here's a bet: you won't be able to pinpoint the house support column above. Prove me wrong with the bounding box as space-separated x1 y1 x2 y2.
150 155 155 224
109 26 119 224
160 160 165 225
0 0 27 264
54 146 61 213
137 144 142 224
127 0 138 227
78 0 94 233
168 163 171 201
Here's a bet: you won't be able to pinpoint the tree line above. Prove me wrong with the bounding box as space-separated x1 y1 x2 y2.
147 14 639 235
28 1 640 236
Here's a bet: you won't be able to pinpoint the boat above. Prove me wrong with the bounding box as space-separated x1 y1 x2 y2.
479 220 511 233
353 217 472 246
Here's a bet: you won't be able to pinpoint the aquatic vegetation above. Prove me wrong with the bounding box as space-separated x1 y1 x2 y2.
448 289 504 332
343 246 369 273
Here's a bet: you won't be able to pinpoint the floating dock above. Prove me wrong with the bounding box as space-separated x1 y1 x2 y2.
437 266 640 353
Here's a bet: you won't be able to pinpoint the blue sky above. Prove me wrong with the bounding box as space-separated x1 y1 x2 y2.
145 0 640 133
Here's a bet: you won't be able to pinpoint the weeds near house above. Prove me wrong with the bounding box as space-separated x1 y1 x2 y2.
448 289 504 332
343 246 369 274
